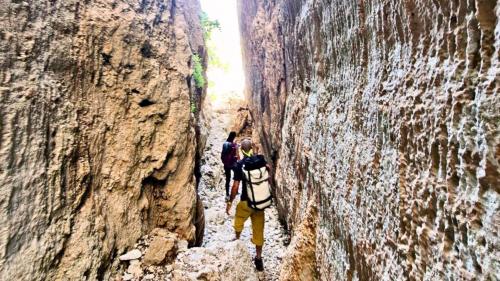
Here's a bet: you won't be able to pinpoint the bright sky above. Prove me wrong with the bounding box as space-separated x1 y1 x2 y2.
200 0 245 102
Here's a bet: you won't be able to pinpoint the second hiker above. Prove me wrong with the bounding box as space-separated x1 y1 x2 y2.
221 131 239 201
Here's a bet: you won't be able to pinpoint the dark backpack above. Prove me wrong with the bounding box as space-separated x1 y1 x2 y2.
242 155 267 170
221 142 236 167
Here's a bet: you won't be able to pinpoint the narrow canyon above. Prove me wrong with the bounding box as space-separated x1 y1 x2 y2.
0 0 498 281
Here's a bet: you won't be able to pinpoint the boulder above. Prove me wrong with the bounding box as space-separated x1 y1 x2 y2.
143 236 178 265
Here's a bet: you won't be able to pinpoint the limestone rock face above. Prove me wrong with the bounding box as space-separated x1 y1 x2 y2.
0 0 206 280
239 0 500 280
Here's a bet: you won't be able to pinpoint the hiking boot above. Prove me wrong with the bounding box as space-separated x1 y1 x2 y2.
254 257 264 272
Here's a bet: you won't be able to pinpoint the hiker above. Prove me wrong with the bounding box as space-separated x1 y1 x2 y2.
221 131 239 201
226 139 272 272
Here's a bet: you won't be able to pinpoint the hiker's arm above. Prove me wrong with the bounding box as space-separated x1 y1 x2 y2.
226 180 240 215
235 143 240 160
230 180 239 201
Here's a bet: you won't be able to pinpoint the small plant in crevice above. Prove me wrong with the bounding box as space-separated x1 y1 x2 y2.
190 93 198 113
192 54 205 89
191 101 197 113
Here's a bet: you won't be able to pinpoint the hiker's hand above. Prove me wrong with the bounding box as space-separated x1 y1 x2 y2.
226 202 232 215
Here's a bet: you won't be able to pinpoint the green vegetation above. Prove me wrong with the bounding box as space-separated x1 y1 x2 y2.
192 54 205 89
200 11 220 40
200 12 229 71
198 11 232 101
191 101 197 113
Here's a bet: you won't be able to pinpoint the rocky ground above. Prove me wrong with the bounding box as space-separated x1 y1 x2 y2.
113 98 289 281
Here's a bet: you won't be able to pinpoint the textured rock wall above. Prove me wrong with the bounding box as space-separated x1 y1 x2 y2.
238 0 499 280
0 0 206 280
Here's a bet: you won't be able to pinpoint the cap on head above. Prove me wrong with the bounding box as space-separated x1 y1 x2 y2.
240 139 252 152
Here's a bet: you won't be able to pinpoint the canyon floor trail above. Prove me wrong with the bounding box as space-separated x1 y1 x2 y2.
116 99 290 281
197 99 289 280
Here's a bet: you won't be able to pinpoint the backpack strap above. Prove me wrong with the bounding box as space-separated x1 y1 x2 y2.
242 149 253 158
246 169 257 209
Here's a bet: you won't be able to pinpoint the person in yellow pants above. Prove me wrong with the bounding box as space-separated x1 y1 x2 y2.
226 139 266 271
234 200 265 247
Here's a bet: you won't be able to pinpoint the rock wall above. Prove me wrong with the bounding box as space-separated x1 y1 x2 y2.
238 0 499 280
0 0 206 280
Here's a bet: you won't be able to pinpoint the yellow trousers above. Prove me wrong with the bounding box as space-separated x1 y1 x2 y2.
234 201 265 246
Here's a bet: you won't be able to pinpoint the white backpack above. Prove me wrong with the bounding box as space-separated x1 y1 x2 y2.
243 155 272 210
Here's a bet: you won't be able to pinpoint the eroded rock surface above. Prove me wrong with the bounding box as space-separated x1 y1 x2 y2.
239 0 500 280
0 0 206 279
